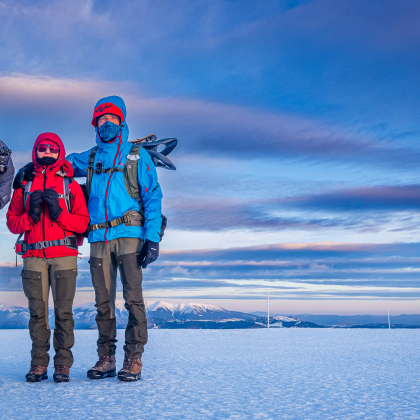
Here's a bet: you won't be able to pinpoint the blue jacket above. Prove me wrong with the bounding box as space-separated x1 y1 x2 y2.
67 96 162 243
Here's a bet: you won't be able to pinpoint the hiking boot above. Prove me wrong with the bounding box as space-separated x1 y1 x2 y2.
26 365 48 382
117 357 142 382
53 365 70 383
87 355 116 379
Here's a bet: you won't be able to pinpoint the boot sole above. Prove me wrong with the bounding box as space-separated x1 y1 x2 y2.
53 375 70 383
117 372 141 382
26 373 48 383
87 369 117 379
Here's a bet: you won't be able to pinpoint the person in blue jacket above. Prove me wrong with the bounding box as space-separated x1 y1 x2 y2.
67 96 162 382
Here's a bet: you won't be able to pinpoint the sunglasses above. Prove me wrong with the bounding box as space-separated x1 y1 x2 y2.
37 144 60 154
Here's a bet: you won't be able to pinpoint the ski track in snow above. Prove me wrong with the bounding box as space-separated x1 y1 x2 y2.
0 329 419 420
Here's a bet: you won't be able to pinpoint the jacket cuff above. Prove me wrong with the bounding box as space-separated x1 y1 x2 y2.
144 230 161 243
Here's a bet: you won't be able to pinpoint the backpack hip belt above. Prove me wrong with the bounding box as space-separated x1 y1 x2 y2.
87 210 144 233
15 235 78 255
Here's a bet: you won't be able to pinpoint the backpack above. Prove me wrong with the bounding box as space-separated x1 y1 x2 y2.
83 137 176 240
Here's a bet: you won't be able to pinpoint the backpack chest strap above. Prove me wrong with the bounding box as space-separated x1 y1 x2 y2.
23 178 72 212
95 167 124 175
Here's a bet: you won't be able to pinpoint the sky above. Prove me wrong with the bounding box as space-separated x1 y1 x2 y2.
0 0 420 314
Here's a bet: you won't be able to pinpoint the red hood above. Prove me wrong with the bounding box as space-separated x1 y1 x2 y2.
33 132 74 176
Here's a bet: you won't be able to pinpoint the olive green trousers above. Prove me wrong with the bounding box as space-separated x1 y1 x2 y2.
89 238 147 359
21 256 77 367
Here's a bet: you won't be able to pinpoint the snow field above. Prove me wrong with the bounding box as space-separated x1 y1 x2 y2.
0 329 419 419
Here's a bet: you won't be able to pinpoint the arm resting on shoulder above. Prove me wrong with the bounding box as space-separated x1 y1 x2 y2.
66 149 93 178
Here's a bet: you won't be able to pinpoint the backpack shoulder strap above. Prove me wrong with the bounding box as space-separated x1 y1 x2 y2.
127 143 142 160
59 177 72 212
124 143 143 212
86 146 99 199
23 181 32 208
88 146 99 166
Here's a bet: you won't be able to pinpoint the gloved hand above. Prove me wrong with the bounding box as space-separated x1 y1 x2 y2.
139 240 159 268
28 190 43 223
42 188 63 222
13 162 35 190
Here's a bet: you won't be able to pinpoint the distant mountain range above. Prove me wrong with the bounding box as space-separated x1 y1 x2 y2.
1 301 419 329
291 314 420 326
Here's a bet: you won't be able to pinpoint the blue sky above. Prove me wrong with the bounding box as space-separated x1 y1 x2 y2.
1 0 420 314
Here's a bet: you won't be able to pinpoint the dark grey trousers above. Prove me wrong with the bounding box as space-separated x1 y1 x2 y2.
21 256 77 367
89 238 147 359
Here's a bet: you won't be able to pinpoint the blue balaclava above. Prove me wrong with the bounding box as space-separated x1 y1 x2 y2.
91 96 128 144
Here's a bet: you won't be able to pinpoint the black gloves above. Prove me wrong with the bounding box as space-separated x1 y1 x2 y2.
28 190 43 223
13 162 35 190
140 216 165 268
42 189 63 222
27 188 63 223
139 240 159 268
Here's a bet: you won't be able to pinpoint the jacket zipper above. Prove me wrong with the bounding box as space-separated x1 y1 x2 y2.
42 170 47 258
103 135 122 243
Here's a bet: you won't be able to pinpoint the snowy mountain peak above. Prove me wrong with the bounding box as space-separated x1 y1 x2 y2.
115 299 125 312
147 301 175 312
76 302 96 310
273 316 297 322
174 303 227 315
0 303 24 312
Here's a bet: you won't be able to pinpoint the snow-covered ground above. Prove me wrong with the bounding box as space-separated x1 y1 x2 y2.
0 329 419 419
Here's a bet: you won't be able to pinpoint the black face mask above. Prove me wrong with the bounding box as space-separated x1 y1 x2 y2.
36 156 58 166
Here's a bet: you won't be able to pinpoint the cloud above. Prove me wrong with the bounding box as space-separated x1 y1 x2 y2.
161 183 420 233
1 74 419 170
2 241 420 299
279 185 420 212
165 196 352 232
155 183 420 234
1 1 420 304
158 265 190 276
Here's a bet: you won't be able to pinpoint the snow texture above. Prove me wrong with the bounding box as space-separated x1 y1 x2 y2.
0 329 419 419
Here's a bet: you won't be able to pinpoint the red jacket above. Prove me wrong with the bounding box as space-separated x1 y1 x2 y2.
6 133 90 259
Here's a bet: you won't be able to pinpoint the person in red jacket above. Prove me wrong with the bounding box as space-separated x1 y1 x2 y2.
6 133 89 383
